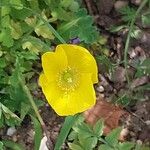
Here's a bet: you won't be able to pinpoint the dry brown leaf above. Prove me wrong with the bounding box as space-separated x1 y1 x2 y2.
83 97 129 140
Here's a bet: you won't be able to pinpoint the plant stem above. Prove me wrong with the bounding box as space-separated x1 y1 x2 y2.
124 0 148 84
40 17 66 44
20 80 53 150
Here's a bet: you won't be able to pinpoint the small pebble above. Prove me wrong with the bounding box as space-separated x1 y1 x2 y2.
12 135 17 142
136 140 143 145
131 0 141 5
39 136 49 150
145 120 150 126
7 127 16 136
114 0 128 10
119 128 129 141
46 103 49 107
129 49 137 58
96 86 104 93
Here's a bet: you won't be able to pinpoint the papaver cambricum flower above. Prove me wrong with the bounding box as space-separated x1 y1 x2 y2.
39 44 98 116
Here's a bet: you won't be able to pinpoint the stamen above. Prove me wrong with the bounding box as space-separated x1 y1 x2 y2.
56 67 79 92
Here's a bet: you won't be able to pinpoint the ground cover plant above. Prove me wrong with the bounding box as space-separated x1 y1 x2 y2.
0 0 150 150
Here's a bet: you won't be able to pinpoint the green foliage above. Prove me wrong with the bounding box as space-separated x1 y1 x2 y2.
0 0 98 149
54 115 80 150
0 0 98 127
0 102 21 127
68 119 136 150
119 6 137 23
58 8 99 43
1 140 25 150
31 115 43 150
0 142 4 150
104 128 122 147
110 4 150 39
142 13 150 26
135 58 150 78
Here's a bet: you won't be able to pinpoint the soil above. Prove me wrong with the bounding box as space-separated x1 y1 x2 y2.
0 0 150 149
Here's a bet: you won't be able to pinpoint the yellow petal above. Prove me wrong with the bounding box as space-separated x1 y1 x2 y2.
51 73 96 116
39 73 63 104
57 44 98 84
41 46 67 82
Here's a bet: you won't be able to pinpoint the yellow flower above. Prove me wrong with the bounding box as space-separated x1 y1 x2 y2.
39 44 98 116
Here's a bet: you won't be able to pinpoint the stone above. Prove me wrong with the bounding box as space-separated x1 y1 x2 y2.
7 127 16 136
114 1 128 10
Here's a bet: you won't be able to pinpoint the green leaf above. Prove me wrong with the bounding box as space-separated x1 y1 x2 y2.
10 7 33 20
110 25 128 33
0 141 4 150
22 36 50 54
54 115 80 150
35 24 54 39
142 13 150 26
68 130 78 141
0 102 21 126
31 115 42 150
0 113 4 127
0 28 14 47
10 20 23 39
51 7 74 21
10 0 23 10
0 102 20 121
58 8 98 43
19 51 39 60
115 94 130 106
20 103 30 121
8 58 30 113
68 143 83 150
119 6 136 23
80 137 97 150
9 58 22 87
98 144 113 150
2 140 25 150
74 122 93 139
118 142 135 150
93 119 104 137
69 1 79 12
60 0 74 8
28 0 40 12
135 58 150 77
1 15 10 27
1 6 10 16
105 127 122 147
58 18 81 32
60 0 79 12
0 58 7 68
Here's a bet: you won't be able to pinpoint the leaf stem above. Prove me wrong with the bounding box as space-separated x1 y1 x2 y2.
39 17 66 44
19 80 53 150
124 0 148 84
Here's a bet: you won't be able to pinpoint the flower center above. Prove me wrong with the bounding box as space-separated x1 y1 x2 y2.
57 67 79 92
